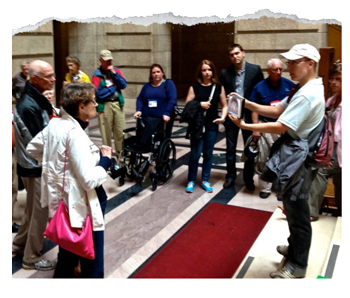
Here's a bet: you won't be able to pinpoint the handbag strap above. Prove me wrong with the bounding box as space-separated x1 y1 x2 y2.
61 127 89 208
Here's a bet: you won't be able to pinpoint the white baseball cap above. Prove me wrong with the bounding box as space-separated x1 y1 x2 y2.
280 44 320 63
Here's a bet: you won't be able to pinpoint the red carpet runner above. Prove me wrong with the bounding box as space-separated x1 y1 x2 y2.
132 202 272 278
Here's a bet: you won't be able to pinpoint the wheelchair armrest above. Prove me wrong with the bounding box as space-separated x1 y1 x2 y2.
123 127 137 134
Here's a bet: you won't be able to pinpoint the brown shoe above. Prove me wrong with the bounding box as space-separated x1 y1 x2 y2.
223 179 235 188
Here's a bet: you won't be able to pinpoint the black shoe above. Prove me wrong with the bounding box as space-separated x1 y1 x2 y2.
259 192 270 199
12 223 20 233
223 179 235 188
245 182 255 191
276 194 283 201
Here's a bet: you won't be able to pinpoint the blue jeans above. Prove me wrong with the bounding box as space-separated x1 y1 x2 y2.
188 122 218 183
53 199 107 278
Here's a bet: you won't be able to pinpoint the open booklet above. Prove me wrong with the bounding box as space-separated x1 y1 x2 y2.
228 93 245 119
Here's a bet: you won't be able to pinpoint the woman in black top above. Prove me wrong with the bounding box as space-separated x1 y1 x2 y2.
185 60 228 193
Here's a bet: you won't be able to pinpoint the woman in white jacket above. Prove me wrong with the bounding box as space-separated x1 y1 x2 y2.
27 82 112 278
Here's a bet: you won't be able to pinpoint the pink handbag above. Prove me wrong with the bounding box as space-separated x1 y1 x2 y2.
43 129 95 260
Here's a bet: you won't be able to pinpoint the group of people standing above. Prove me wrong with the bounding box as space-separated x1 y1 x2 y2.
12 42 342 279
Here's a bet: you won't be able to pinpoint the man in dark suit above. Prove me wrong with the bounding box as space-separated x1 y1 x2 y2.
220 44 264 190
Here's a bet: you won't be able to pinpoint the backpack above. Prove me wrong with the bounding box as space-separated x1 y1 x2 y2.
286 84 334 167
306 111 334 167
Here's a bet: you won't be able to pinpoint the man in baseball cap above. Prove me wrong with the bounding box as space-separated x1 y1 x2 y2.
92 49 127 158
280 43 320 63
228 43 325 278
280 43 321 86
99 49 114 61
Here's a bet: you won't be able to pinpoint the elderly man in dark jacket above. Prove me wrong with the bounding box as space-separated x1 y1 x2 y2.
12 60 57 271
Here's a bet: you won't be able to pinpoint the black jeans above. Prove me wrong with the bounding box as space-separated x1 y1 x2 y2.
53 199 107 278
282 196 312 269
224 118 254 184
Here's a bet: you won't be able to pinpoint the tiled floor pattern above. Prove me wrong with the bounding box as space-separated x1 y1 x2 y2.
12 109 341 279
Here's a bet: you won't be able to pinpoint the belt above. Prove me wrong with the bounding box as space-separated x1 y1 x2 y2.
104 93 119 102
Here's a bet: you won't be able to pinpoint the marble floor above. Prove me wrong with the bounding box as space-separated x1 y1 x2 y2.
11 107 343 288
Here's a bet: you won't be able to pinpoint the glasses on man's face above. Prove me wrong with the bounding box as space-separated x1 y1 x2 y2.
270 68 283 73
38 73 56 80
285 60 310 67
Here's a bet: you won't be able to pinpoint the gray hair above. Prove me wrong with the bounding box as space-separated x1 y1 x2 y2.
21 61 30 68
267 58 283 69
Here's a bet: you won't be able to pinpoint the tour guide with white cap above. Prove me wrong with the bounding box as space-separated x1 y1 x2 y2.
228 43 325 278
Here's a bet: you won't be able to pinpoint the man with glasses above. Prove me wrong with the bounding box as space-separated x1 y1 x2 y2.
249 58 295 199
228 44 325 278
220 43 264 190
12 60 57 270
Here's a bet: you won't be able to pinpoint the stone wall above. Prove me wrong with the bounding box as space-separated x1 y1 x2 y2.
12 17 332 108
235 16 327 78
65 21 172 111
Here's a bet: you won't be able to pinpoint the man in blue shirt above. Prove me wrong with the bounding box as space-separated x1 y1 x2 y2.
250 58 295 199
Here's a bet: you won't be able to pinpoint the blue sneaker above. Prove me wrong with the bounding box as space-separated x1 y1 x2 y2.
201 181 213 193
186 181 195 193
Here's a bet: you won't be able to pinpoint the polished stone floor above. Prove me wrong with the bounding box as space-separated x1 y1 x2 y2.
11 107 342 286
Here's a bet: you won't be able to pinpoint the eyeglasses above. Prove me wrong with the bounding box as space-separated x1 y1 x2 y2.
285 60 310 67
270 68 283 73
37 73 56 80
90 99 97 105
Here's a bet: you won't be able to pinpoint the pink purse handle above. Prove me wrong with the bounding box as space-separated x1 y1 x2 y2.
61 127 89 207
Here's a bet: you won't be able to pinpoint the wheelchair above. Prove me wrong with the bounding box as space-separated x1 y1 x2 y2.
109 116 176 191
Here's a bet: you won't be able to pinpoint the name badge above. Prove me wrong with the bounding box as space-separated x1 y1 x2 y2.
105 79 114 88
148 100 157 108
270 100 281 106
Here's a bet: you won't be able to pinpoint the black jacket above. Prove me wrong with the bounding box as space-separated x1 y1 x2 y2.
220 62 264 123
14 81 53 177
180 100 204 140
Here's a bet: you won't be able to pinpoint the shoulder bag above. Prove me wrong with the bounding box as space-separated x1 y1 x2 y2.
43 128 95 260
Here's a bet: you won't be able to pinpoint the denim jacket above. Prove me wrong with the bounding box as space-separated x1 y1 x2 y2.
260 133 313 201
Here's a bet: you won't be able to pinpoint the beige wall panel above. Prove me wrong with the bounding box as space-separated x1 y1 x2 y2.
152 35 171 52
153 51 171 70
237 32 326 51
113 52 152 66
30 21 53 33
121 68 149 83
274 33 327 49
151 23 171 35
105 23 151 33
12 35 53 55
107 35 151 50
237 17 323 31
122 84 146 100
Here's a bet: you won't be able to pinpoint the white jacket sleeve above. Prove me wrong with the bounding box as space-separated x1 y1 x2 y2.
26 128 46 164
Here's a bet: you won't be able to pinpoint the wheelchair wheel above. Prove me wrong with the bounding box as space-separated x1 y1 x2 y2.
151 177 158 191
156 138 176 183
